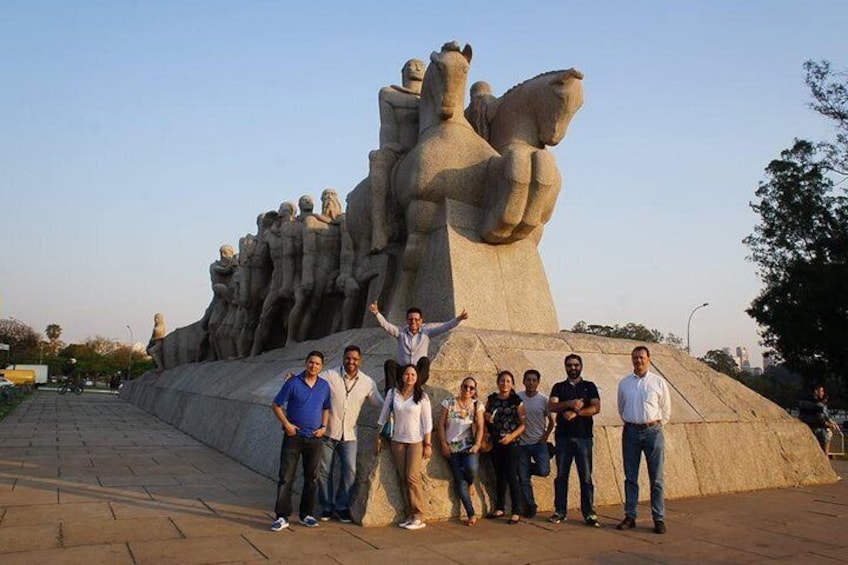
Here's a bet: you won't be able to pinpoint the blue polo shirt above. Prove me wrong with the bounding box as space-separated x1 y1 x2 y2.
273 372 331 437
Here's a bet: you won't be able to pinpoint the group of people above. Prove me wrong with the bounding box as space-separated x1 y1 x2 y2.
269 303 673 535
799 384 841 457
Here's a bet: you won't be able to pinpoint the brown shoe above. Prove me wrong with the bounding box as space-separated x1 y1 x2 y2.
616 516 636 530
653 520 666 534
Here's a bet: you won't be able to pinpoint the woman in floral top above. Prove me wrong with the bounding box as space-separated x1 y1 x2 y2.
485 370 526 524
437 376 485 525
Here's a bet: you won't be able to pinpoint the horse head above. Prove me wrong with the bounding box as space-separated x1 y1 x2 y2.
420 41 473 131
538 68 584 146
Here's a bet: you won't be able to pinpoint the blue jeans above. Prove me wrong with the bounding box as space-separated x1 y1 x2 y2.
317 438 358 514
447 450 479 518
275 435 323 519
517 441 551 510
553 436 595 518
622 424 665 521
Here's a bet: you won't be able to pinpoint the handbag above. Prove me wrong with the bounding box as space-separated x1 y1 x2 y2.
380 389 395 441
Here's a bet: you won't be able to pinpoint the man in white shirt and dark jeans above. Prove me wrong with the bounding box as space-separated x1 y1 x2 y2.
369 302 468 391
616 345 671 534
317 345 383 523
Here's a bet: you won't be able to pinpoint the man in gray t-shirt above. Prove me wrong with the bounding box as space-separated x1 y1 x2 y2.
516 369 555 518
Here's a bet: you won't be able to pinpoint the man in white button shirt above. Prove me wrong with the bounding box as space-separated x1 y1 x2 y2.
616 346 671 534
317 345 383 523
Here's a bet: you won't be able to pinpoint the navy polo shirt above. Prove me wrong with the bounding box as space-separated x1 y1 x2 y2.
550 379 600 439
273 372 331 437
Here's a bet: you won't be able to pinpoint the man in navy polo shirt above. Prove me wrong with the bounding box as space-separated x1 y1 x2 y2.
548 353 601 527
270 350 331 531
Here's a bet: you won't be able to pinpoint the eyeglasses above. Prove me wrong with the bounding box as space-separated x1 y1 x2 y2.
461 384 476 391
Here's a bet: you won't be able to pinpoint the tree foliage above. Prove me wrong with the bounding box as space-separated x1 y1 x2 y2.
570 321 683 348
699 349 741 379
744 60 848 395
0 319 42 363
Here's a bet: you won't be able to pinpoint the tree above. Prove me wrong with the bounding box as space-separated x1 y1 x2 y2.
569 321 682 348
744 60 848 396
699 350 741 379
0 319 42 364
45 324 62 342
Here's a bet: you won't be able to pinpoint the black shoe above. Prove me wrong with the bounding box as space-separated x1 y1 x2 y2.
337 509 353 524
548 513 566 524
523 504 537 519
616 516 636 530
585 515 601 528
653 520 666 534
319 511 333 522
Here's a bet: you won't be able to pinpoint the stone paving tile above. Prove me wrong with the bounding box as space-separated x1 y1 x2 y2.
0 485 58 507
333 544 458 565
3 500 113 526
97 474 182 487
59 484 151 504
63 516 183 547
247 527 376 560
0 542 134 565
129 534 266 565
0 523 59 553
110 497 214 519
171 514 268 537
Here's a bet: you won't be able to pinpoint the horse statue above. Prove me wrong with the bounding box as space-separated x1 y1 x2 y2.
476 68 584 243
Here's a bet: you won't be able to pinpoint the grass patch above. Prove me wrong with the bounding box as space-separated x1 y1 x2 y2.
0 388 32 422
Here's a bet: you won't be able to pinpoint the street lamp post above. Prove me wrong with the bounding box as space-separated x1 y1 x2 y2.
686 302 710 354
126 325 134 380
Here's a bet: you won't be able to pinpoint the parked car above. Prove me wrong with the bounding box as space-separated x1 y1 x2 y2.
0 377 15 388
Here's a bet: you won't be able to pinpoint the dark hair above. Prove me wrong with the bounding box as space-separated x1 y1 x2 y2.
406 307 423 318
631 345 651 357
495 370 518 400
461 375 478 399
523 369 541 380
564 354 582 366
306 350 325 363
397 364 424 403
343 345 361 356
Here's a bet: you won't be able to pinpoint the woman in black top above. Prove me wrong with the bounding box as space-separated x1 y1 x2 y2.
484 370 526 524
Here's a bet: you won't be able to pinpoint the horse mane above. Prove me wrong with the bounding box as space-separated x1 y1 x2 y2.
501 69 572 98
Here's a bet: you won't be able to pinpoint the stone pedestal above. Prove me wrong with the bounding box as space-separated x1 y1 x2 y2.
412 199 558 333
122 328 839 526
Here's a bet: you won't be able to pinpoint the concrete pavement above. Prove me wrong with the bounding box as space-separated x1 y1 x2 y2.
0 391 845 564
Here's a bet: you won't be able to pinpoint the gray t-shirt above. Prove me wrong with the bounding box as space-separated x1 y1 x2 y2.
517 391 550 444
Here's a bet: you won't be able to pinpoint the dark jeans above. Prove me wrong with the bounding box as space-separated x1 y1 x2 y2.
622 424 665 521
554 436 595 518
491 442 521 514
517 441 551 510
384 357 430 391
275 435 323 519
448 450 479 518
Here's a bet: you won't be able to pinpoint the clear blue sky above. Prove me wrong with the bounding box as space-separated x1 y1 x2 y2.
2 1 846 367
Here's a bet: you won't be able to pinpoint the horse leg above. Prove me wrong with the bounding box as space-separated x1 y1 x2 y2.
481 148 531 243
513 149 561 240
368 149 398 254
395 199 438 313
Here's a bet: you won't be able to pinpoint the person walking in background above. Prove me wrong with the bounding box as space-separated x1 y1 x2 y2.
616 346 671 534
369 302 468 391
516 369 554 519
485 370 526 524
438 376 485 526
270 351 331 531
376 364 433 530
548 354 601 526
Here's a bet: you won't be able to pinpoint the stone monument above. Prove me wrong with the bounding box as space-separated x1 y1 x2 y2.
125 40 837 527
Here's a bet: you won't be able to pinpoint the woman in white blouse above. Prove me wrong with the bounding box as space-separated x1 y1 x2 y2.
377 364 433 530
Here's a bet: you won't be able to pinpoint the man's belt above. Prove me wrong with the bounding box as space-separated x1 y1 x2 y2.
625 420 661 430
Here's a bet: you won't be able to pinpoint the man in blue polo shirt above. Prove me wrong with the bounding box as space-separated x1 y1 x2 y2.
270 350 331 531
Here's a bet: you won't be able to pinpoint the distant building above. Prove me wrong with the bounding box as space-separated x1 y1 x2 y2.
736 347 751 371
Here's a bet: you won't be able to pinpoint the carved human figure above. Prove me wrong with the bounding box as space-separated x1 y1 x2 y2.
368 58 425 254
287 189 344 344
146 313 167 370
206 244 237 360
236 213 274 357
464 80 497 141
252 201 302 355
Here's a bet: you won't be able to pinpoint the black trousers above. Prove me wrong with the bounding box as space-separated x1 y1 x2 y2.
275 435 323 519
384 357 430 392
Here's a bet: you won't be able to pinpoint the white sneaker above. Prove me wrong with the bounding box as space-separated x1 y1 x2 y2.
404 519 426 530
270 517 289 531
398 518 412 529
299 515 320 528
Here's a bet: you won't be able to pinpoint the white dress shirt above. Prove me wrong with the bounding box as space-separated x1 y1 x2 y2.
617 370 671 425
322 368 383 441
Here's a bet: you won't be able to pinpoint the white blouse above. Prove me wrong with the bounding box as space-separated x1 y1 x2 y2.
378 388 433 443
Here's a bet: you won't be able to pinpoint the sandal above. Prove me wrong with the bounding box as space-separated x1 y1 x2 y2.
466 516 478 526
509 515 521 525
486 510 505 519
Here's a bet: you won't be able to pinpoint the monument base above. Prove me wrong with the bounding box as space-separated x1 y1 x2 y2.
122 328 838 526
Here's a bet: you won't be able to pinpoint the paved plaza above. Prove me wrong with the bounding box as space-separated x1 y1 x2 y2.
0 392 845 564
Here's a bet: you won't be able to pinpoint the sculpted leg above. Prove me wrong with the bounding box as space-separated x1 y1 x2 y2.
368 149 398 254
395 200 438 313
482 149 531 243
